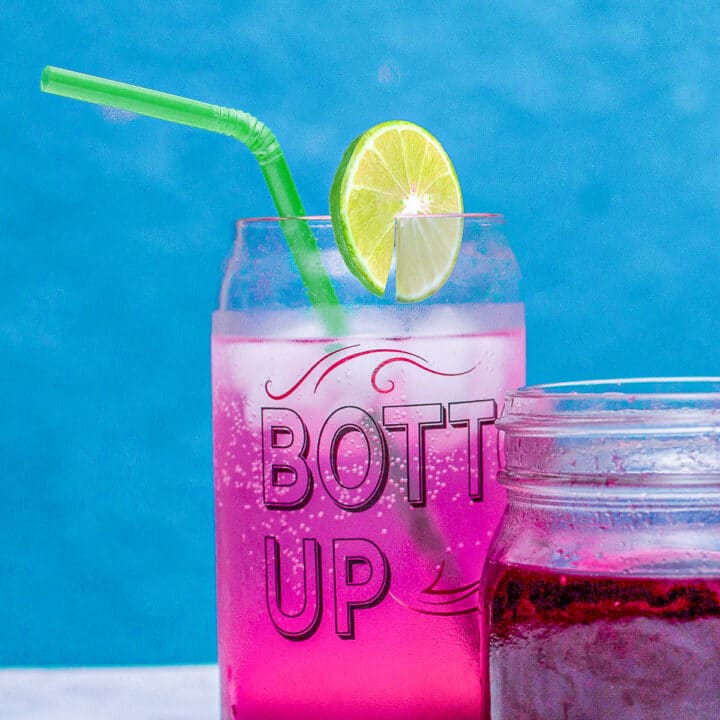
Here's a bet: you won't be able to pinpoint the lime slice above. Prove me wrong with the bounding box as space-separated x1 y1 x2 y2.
329 121 463 302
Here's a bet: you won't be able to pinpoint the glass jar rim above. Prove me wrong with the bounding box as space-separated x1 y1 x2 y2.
499 377 720 428
510 377 720 401
498 377 720 492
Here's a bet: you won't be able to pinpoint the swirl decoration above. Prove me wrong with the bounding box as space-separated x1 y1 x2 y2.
264 344 358 400
264 344 477 400
370 357 476 394
390 561 482 616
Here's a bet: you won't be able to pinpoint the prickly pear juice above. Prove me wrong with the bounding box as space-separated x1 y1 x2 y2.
212 306 524 719
485 562 720 720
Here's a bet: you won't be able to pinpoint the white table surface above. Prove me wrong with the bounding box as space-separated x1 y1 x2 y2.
0 665 219 720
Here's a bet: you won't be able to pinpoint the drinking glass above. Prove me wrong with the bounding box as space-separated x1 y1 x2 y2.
213 214 525 719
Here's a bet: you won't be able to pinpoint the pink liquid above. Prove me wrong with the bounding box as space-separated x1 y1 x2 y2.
484 562 720 719
212 319 524 719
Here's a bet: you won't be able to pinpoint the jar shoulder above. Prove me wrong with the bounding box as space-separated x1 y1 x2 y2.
485 503 720 578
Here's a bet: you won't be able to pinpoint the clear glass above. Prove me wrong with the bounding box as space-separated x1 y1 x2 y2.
212 215 525 719
483 378 720 720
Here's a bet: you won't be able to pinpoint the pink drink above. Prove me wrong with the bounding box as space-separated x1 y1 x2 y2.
212 216 524 719
213 324 524 718
485 563 720 719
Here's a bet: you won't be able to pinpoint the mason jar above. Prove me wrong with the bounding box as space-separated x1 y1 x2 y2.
483 378 720 720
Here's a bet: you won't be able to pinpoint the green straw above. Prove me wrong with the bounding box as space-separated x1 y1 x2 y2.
40 66 345 336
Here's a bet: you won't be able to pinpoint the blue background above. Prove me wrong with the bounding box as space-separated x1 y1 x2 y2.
3 1 720 666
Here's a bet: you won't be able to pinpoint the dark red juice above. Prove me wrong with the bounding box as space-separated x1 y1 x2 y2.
485 563 720 719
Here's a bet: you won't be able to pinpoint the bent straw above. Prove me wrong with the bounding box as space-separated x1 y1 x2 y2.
40 66 345 336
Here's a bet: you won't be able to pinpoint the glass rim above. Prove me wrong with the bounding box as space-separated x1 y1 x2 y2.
498 376 720 436
499 377 720 487
236 212 505 228
507 377 720 403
